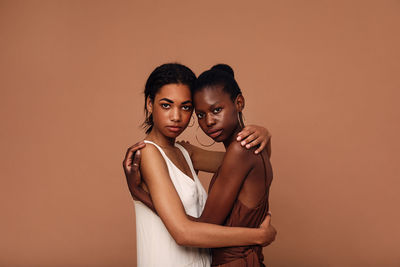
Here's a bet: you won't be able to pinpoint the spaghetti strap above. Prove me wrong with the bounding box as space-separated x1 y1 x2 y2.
259 153 268 192
143 140 168 157
175 143 198 183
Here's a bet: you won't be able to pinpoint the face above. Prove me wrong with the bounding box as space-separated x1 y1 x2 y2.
147 83 193 138
194 86 242 142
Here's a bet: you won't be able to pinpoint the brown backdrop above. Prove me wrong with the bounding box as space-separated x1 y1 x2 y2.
1 1 399 266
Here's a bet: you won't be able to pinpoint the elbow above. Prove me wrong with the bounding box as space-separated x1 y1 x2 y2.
173 225 192 246
175 234 188 246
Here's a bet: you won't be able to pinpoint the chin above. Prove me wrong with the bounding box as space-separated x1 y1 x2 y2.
166 133 180 138
213 134 226 143
165 131 182 139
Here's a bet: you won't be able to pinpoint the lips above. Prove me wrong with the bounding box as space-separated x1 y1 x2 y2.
207 129 223 139
166 126 182 133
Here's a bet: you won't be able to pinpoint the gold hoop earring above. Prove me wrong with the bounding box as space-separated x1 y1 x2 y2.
238 111 245 129
195 126 215 147
188 114 195 127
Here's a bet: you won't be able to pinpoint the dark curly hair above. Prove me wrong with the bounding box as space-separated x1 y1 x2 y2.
142 63 196 134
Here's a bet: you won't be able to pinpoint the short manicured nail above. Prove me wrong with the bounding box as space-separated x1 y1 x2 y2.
241 141 246 146
237 136 242 141
246 144 250 148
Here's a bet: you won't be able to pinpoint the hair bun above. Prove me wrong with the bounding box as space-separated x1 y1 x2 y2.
211 64 234 78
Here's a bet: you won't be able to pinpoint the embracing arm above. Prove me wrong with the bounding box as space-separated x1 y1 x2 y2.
178 142 224 173
180 125 271 173
192 142 255 224
140 144 270 248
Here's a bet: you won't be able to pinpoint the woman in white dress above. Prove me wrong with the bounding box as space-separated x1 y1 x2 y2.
123 63 276 267
134 140 211 267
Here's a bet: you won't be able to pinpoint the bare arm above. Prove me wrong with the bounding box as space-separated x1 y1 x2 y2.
193 142 254 224
140 144 273 248
178 141 224 173
179 125 271 173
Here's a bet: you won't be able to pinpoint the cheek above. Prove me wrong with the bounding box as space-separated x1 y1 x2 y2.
183 112 192 122
198 119 207 131
222 110 237 127
180 111 193 126
152 107 168 124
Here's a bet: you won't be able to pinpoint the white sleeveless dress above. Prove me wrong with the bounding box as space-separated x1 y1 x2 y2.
134 140 211 267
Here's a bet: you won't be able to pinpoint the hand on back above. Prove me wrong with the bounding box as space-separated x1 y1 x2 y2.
123 141 146 199
259 213 277 247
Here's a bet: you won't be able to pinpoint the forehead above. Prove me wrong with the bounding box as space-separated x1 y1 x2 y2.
194 86 231 106
155 83 192 101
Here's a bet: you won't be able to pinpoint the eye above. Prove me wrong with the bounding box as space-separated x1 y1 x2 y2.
213 107 222 114
196 113 205 119
161 103 170 109
182 105 192 111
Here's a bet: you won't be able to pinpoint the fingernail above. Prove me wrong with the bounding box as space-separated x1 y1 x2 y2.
255 151 259 154
241 141 246 146
237 136 242 141
246 144 250 148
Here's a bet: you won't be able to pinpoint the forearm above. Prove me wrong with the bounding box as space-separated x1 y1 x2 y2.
192 148 225 173
176 220 264 248
187 212 220 224
127 181 156 213
133 188 156 213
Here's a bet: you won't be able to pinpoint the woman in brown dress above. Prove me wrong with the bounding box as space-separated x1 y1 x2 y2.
184 64 273 266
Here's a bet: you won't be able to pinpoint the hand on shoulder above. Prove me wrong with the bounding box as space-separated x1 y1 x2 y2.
227 139 257 158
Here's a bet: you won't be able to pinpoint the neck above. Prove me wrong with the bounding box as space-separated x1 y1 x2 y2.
146 128 176 148
223 125 242 149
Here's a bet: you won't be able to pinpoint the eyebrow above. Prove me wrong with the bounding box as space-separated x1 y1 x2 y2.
159 98 192 105
209 101 221 108
159 98 173 103
195 101 221 113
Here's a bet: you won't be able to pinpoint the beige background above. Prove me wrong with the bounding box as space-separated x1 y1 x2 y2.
1 0 399 266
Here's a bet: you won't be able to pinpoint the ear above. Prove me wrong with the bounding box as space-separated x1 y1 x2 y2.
235 94 245 112
146 96 153 114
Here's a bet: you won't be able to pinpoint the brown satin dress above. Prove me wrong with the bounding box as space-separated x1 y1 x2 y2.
209 153 273 267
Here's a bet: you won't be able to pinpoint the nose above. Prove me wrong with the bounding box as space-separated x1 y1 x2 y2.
170 107 181 122
205 114 216 127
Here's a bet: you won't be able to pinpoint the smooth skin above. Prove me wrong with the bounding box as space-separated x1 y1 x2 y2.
123 83 276 248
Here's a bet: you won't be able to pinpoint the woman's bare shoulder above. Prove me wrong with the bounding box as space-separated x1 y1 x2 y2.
226 140 256 158
141 142 161 155
223 141 257 170
140 143 168 174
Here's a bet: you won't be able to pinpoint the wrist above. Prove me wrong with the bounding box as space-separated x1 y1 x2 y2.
256 228 267 245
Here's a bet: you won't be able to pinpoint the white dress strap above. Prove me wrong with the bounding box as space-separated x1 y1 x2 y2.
143 140 207 209
144 140 193 181
174 143 198 182
175 143 208 209
143 140 168 159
